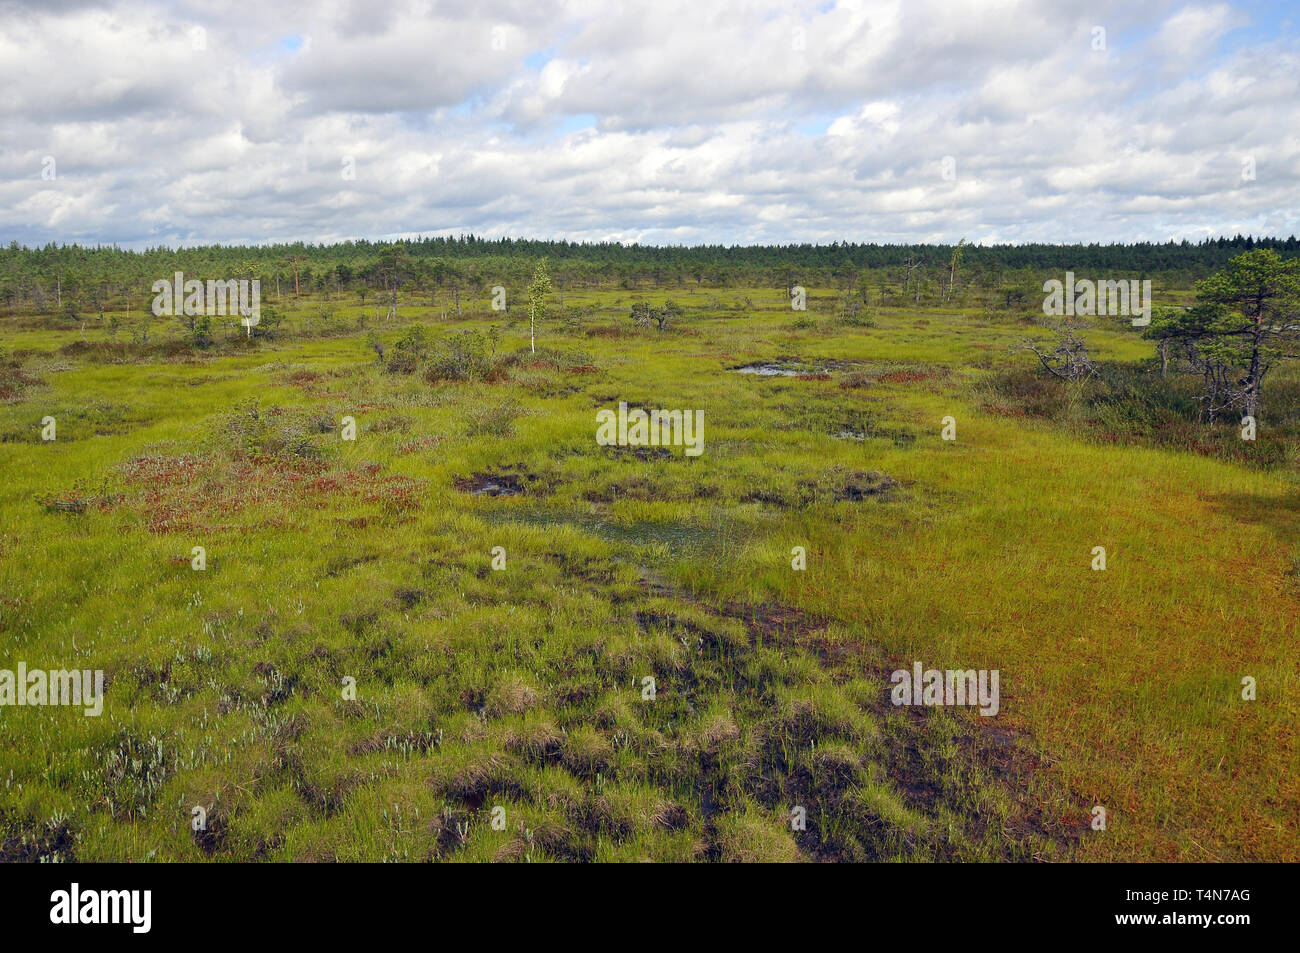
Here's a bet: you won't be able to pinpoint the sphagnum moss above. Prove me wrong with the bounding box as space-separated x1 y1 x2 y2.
1 285 1295 862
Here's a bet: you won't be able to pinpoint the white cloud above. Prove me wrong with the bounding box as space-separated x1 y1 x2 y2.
0 0 1296 247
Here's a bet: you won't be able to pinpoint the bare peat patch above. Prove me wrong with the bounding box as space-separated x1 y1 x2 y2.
732 362 800 376
742 467 901 507
452 467 550 497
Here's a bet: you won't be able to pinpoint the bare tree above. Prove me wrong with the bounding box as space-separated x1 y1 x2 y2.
902 256 925 305
284 256 302 298
946 238 966 303
375 245 410 323
1016 319 1097 381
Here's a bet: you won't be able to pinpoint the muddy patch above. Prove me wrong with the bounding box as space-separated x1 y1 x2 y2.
741 467 901 507
823 469 899 501
452 468 552 498
732 358 862 378
778 400 918 448
732 362 800 376
601 444 673 461
453 472 524 497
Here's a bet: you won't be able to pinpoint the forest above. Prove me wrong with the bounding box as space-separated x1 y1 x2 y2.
3 235 1297 317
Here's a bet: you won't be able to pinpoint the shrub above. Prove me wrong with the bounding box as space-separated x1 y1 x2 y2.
503 346 596 373
0 347 41 401
254 305 284 339
629 301 682 331
464 398 524 437
215 400 330 465
840 307 877 327
985 360 1299 467
983 367 1069 419
188 313 213 349
387 324 430 373
425 327 501 382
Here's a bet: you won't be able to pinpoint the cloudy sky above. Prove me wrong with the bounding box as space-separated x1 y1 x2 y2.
1 0 1296 248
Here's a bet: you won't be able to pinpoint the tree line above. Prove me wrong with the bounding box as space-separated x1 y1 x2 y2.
2 234 1298 317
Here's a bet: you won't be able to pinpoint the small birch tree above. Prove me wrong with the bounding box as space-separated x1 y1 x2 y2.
527 258 551 354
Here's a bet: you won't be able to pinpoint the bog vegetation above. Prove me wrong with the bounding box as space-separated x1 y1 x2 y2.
0 239 1296 862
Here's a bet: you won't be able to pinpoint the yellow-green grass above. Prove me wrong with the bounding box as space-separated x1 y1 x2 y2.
0 286 1294 861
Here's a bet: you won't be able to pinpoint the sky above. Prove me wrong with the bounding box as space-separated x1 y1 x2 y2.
1 0 1297 249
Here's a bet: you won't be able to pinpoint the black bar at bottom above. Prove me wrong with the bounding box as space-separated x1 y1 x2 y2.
0 862 1271 940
